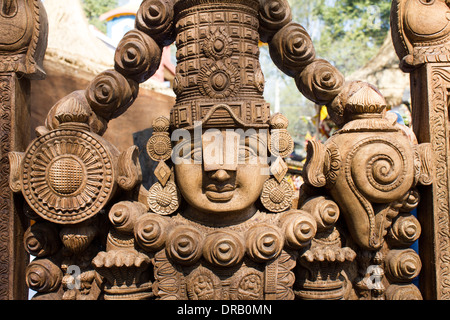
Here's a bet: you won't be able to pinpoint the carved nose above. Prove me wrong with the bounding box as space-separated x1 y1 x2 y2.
210 169 230 182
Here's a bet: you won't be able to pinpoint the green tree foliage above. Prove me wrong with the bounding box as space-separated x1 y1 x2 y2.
313 0 392 73
82 0 118 33
261 0 392 155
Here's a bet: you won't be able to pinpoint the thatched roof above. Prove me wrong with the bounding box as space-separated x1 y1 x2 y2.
44 0 114 74
347 33 410 107
42 0 174 95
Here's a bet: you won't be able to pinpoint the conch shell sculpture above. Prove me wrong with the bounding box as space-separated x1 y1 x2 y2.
6 0 434 300
303 81 432 250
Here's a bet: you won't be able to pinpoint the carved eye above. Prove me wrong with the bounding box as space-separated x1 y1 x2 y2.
190 147 203 162
173 141 202 164
238 146 251 161
179 145 201 161
419 0 435 5
238 145 259 163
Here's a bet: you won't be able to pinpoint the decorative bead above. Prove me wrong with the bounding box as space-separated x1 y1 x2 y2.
203 231 245 268
134 213 170 252
166 225 203 265
295 59 344 106
245 223 284 262
269 22 315 77
281 210 317 249
258 0 292 43
114 29 162 83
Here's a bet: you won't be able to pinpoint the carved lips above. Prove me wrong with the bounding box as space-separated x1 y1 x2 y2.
205 183 236 202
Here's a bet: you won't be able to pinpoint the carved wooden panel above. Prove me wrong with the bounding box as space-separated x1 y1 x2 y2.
391 0 450 299
1 0 440 300
0 0 47 299
0 74 14 299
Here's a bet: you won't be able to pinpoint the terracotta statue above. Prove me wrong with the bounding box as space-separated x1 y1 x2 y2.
5 0 435 300
94 0 318 300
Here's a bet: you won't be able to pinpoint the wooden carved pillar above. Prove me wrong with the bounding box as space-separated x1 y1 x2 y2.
391 0 450 299
0 0 47 299
7 0 434 300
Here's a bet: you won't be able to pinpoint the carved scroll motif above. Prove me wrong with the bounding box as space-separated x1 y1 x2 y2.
258 0 292 42
0 76 13 298
114 30 162 83
429 66 450 299
9 0 436 300
135 0 175 46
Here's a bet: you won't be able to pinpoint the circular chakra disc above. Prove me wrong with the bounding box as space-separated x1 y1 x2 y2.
146 134 172 161
147 181 180 215
21 129 115 224
260 178 293 212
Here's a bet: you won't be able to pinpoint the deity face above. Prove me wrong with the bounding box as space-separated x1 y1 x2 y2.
174 129 269 225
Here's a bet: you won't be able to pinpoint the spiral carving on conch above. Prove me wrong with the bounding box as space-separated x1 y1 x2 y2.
269 22 316 77
245 224 284 262
295 59 344 106
135 0 175 46
114 30 162 83
166 225 203 265
340 137 415 249
348 137 412 204
134 213 170 252
258 0 292 43
85 70 139 121
203 231 245 268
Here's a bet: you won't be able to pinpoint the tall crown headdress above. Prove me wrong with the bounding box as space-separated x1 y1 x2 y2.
170 0 270 130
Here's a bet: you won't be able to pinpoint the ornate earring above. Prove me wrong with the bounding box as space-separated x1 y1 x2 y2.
146 116 180 215
260 166 294 213
260 114 295 213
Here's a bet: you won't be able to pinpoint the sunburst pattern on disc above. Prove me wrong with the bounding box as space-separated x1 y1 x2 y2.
21 129 115 224
260 178 293 213
147 181 180 215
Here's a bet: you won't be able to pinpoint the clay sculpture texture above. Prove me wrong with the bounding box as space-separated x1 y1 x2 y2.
3 0 440 300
